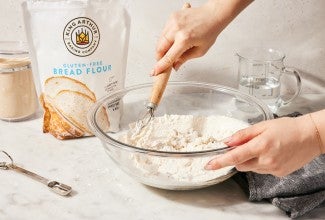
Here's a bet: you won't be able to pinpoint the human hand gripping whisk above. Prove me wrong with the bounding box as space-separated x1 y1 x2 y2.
134 3 192 134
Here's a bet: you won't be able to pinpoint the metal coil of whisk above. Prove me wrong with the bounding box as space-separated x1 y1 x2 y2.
134 102 157 135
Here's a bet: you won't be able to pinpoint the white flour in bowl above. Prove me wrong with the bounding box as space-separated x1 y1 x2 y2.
119 115 249 186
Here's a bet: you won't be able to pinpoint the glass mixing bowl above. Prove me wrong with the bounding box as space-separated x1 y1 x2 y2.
88 82 273 190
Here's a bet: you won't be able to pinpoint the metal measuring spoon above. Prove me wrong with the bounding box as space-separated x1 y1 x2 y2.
0 150 72 196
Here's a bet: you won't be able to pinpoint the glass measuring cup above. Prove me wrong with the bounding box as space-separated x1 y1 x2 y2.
236 48 301 113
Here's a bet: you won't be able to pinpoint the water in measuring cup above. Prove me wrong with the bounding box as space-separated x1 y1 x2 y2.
239 76 280 107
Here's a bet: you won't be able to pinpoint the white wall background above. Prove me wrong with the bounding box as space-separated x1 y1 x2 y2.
1 0 324 93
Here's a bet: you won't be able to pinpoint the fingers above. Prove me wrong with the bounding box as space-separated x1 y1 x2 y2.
152 3 192 76
173 47 203 71
235 157 270 174
224 122 266 146
152 39 188 76
236 159 289 177
205 137 262 170
235 158 259 172
156 33 173 61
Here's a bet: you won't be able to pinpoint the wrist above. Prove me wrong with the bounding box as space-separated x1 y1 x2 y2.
309 112 325 154
204 0 253 32
296 114 324 156
205 0 253 16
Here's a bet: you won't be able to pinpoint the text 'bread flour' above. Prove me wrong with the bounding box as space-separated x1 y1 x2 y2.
23 0 130 139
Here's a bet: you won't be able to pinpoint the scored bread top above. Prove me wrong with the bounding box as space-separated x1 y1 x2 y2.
44 76 96 101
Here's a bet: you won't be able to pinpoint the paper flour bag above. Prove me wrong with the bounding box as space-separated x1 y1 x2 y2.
23 0 130 139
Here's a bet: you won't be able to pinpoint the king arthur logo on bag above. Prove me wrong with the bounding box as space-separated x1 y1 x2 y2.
23 0 130 140
63 17 100 57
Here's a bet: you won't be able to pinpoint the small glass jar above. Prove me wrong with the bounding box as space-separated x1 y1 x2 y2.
0 41 38 121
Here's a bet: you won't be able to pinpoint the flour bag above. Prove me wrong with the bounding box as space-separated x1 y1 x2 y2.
23 0 130 139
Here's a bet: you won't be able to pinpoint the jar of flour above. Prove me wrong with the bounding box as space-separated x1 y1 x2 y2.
0 42 38 121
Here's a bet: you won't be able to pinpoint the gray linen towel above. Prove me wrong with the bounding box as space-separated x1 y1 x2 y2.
233 112 325 218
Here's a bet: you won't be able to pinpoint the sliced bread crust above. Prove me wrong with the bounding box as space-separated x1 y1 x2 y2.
44 76 96 101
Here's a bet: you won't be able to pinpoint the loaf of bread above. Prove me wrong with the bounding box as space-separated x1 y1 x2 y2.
40 94 84 139
40 76 109 139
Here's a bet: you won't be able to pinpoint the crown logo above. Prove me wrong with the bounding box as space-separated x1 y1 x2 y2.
76 28 89 45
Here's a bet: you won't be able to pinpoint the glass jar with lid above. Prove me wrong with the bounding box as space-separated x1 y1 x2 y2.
0 41 38 121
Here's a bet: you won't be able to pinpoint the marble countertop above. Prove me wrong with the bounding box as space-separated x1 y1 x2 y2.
0 94 325 220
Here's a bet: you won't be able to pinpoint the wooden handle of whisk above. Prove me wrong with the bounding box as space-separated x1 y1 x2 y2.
149 67 172 105
149 3 191 106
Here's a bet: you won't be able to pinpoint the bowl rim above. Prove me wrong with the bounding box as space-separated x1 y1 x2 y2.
88 81 274 157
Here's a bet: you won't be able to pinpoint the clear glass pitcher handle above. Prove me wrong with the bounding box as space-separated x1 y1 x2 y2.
280 67 302 105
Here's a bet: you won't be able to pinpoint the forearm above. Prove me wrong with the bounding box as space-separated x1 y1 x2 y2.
205 0 253 32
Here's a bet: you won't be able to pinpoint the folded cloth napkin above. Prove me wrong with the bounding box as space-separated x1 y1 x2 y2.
233 112 325 218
